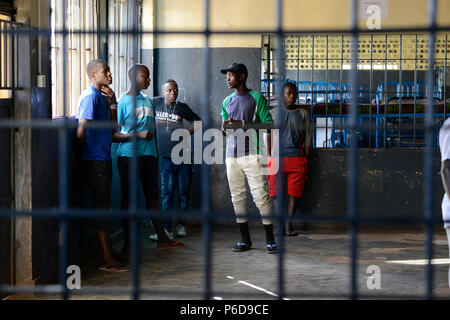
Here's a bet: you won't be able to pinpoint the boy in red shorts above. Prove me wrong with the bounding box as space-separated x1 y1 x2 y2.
268 81 312 236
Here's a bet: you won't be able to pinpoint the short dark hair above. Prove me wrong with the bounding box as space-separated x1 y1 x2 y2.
127 64 149 80
162 79 177 90
282 81 298 92
86 59 107 76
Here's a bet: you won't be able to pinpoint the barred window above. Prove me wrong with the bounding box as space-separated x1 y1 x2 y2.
51 0 100 117
108 0 142 97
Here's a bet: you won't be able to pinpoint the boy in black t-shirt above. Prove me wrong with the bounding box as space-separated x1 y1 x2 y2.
149 80 201 240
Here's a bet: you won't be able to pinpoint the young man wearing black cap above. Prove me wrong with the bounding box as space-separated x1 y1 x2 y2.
220 62 278 254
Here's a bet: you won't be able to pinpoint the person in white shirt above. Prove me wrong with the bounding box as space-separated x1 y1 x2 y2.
439 117 450 287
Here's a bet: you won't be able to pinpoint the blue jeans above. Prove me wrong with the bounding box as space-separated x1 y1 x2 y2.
160 157 192 232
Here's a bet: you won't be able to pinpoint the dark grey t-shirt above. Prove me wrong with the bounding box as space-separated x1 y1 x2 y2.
153 96 201 158
224 92 257 158
270 105 312 157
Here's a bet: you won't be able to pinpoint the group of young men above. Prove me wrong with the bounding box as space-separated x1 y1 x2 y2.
76 59 312 272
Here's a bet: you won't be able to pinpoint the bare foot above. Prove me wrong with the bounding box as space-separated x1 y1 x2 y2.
99 258 130 272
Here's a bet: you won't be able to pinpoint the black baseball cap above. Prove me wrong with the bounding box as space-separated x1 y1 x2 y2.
220 63 248 78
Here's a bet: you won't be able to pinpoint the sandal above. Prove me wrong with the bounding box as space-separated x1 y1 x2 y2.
232 242 252 252
285 230 298 237
156 241 186 249
99 262 130 272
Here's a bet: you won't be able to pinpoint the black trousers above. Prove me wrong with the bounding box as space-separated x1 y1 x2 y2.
78 160 112 231
117 155 159 210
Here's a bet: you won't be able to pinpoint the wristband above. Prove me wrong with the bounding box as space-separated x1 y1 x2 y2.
110 104 118 110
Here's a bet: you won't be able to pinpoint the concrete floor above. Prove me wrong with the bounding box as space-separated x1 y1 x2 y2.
23 223 450 300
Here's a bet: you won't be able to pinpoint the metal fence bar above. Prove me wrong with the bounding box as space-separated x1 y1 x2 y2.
268 36 271 101
369 34 373 148
275 0 285 300
0 0 449 301
13 24 17 89
311 35 314 118
424 0 437 300
297 35 300 103
398 35 403 148
129 0 140 301
5 22 8 89
444 34 448 120
348 0 359 300
2 208 450 225
5 25 450 37
325 35 329 148
339 35 343 148
202 0 212 300
5 284 450 300
414 34 418 147
0 22 4 88
384 34 388 148
58 0 69 301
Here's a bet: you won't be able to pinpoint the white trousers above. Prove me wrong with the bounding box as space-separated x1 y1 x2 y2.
225 154 272 225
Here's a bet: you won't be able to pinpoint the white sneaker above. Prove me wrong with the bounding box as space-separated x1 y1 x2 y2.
176 224 187 237
148 228 174 241
166 230 175 240
148 233 158 241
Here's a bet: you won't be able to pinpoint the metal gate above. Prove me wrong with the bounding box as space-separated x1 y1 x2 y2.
0 0 449 300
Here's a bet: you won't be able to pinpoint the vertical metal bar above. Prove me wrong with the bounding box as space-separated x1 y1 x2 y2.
348 0 359 300
114 0 118 93
59 0 69 300
369 34 373 148
202 0 212 300
311 35 314 109
274 0 285 300
261 35 264 95
5 23 8 88
129 0 140 300
444 34 447 120
424 0 437 300
310 35 315 147
0 22 3 88
119 1 123 94
77 0 82 107
325 35 329 149
398 35 402 148
11 23 14 90
414 34 418 147
340 35 343 147
384 34 388 148
297 35 300 103
14 24 16 88
268 35 271 103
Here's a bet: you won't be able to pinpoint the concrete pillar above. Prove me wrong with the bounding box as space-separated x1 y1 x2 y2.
13 0 51 287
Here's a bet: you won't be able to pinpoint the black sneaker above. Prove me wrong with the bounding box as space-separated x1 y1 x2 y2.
232 242 252 252
266 243 278 254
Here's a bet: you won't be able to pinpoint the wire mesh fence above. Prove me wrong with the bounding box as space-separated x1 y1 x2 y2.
0 0 448 300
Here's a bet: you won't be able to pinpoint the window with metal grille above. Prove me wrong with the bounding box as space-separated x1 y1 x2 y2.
51 0 100 117
108 0 142 97
0 13 15 99
261 33 449 149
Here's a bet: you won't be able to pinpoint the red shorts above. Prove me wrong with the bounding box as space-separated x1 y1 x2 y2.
268 157 308 198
